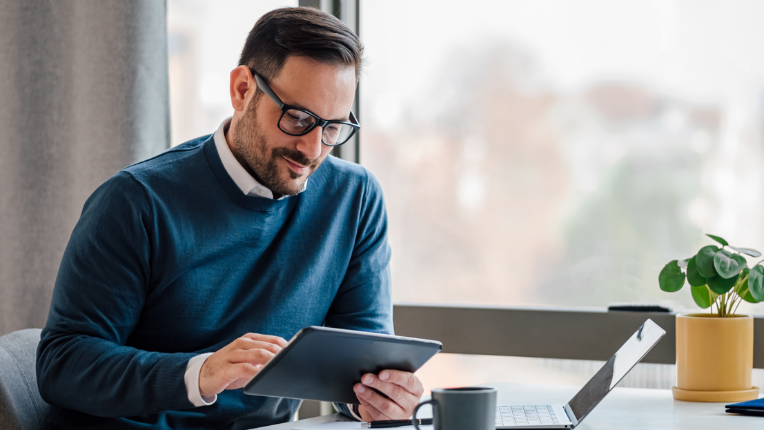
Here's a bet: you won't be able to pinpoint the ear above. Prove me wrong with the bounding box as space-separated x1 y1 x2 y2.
230 65 255 112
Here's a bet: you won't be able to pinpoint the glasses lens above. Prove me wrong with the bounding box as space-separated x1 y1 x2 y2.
280 109 316 134
323 123 356 146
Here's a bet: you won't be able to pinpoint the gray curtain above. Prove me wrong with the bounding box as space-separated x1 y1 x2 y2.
0 0 170 335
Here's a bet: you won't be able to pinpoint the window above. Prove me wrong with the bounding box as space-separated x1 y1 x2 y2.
360 0 764 314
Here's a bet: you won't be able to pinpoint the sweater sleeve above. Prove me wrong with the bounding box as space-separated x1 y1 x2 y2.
36 172 196 417
324 170 393 335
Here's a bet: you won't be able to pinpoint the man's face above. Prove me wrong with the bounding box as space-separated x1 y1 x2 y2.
232 56 356 197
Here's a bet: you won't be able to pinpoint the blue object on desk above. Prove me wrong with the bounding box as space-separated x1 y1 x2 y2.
726 398 764 416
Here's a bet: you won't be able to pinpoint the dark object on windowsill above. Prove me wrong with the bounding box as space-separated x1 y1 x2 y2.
607 303 672 313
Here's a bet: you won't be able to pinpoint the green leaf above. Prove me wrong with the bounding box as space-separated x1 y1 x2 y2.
707 273 737 294
691 285 718 308
734 269 757 304
659 260 686 292
733 253 748 270
749 265 764 302
696 245 720 278
686 257 707 287
730 246 762 258
706 234 729 246
713 249 747 279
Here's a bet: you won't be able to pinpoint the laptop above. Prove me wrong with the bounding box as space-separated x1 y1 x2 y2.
495 319 666 429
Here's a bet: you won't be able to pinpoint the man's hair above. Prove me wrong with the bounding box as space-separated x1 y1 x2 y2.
238 7 363 84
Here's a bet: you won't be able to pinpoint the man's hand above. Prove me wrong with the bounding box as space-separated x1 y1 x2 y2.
353 370 424 422
199 333 288 398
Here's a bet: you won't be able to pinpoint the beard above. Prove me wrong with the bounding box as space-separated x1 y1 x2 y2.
232 97 322 197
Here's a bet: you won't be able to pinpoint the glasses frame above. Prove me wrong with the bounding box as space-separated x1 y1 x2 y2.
250 69 360 147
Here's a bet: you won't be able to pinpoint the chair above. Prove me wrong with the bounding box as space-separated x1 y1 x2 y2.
0 329 49 430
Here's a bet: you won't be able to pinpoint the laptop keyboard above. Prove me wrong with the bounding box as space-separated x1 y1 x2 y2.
495 405 561 427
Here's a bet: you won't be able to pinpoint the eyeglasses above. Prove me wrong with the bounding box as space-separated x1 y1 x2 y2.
250 69 360 147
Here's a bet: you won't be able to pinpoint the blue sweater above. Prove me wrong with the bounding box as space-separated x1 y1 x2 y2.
36 134 393 429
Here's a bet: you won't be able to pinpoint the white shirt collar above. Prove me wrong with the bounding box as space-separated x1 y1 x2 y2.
213 118 307 199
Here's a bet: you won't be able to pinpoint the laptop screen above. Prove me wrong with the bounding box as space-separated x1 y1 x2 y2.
565 319 666 424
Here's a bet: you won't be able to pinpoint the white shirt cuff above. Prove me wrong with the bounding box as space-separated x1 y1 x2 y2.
184 353 217 406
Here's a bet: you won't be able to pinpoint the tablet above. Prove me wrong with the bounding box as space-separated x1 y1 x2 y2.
242 326 442 404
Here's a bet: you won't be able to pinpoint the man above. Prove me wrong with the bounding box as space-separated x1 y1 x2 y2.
36 7 423 429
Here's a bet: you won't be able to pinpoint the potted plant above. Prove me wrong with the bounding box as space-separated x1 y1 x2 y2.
659 234 763 402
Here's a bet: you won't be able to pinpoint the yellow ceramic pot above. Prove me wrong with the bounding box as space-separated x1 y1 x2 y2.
672 313 759 402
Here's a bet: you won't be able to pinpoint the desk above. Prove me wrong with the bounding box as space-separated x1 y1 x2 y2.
258 382 763 429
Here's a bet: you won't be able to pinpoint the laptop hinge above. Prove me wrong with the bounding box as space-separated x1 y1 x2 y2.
563 404 579 428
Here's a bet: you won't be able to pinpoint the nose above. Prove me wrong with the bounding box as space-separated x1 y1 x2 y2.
295 125 323 161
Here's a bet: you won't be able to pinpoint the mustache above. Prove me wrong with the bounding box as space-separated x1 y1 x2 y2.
273 147 319 168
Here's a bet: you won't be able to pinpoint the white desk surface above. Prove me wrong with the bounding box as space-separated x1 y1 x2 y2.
256 382 763 430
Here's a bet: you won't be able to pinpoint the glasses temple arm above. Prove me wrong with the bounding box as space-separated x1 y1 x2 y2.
252 71 285 109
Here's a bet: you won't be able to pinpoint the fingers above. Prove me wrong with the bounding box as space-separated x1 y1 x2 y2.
377 370 424 397
228 340 282 360
359 373 418 415
241 333 289 348
199 332 287 398
355 371 425 421
228 348 277 365
355 387 393 422
354 381 408 419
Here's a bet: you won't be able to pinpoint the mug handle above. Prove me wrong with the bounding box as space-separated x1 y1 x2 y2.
412 399 437 430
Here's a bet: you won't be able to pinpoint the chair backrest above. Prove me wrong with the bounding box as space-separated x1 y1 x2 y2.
0 329 49 430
